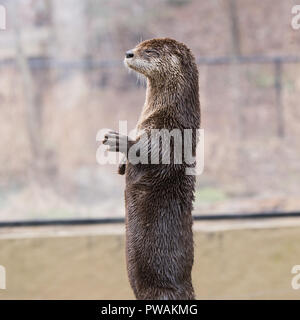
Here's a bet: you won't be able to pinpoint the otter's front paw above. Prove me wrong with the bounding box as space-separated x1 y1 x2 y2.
102 130 130 153
118 163 126 175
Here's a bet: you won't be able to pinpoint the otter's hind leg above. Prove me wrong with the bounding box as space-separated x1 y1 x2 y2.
126 248 139 298
137 286 195 300
127 264 139 298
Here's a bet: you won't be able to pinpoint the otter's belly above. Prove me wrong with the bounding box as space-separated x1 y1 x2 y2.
124 163 195 287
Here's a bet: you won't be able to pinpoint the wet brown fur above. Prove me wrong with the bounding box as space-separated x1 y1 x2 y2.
105 38 200 299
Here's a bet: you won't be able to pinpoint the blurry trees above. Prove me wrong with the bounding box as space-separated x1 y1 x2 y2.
7 1 55 184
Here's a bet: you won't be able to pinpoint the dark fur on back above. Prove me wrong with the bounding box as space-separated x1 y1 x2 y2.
105 38 200 299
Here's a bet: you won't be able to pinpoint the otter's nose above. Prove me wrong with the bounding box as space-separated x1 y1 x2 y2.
126 50 134 58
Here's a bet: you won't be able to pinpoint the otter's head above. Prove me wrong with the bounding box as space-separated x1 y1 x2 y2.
124 38 197 82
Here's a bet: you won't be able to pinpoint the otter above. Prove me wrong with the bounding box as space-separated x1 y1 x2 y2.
103 38 200 300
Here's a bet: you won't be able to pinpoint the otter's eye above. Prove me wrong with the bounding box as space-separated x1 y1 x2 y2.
144 50 159 57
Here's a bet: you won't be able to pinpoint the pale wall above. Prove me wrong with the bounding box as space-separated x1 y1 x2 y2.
0 219 300 300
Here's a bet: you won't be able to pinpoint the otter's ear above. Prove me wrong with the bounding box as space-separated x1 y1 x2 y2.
179 49 194 68
176 49 189 66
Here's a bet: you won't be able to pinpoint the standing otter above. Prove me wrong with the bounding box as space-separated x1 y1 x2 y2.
103 38 200 300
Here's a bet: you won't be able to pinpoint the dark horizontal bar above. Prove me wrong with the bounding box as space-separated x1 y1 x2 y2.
193 211 300 221
0 217 125 228
196 55 300 65
1 55 300 70
0 211 300 228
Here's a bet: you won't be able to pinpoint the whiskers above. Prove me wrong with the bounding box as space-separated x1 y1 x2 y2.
123 58 131 70
136 72 146 88
124 58 147 88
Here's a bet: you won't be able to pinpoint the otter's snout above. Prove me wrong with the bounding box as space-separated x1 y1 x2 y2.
126 50 134 58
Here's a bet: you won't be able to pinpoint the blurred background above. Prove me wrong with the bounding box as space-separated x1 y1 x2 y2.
0 0 300 300
0 0 299 221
